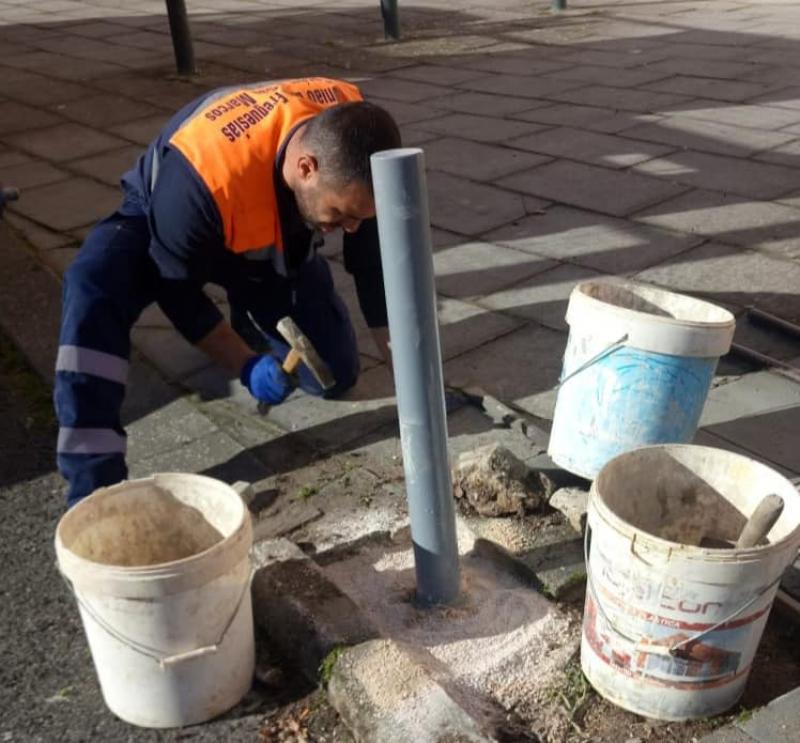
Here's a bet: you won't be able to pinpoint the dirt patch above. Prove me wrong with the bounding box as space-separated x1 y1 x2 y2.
259 689 354 743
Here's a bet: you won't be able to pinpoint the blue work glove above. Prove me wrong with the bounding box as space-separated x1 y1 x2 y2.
240 355 292 405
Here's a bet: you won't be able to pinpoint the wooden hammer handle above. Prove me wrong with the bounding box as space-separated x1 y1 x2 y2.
736 494 784 549
282 348 302 375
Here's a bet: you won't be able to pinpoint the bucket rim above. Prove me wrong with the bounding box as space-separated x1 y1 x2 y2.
571 279 736 330
54 472 251 581
589 444 800 559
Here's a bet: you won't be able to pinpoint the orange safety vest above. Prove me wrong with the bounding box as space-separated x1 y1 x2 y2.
169 78 364 256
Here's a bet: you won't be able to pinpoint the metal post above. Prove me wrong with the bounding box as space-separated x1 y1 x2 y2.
165 0 196 76
552 0 567 10
380 0 400 40
370 148 460 606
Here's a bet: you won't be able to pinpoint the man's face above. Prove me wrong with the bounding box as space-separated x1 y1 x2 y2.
294 177 375 234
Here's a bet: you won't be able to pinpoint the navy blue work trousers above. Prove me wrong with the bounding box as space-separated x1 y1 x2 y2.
55 202 359 507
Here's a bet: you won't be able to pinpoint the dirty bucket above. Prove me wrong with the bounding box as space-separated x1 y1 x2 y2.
548 280 735 479
55 473 255 728
581 444 800 720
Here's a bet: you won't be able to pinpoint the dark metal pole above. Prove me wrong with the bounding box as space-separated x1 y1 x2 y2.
552 0 567 10
370 148 460 607
380 0 400 40
166 0 196 76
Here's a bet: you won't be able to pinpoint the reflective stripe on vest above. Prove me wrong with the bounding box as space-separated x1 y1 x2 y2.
168 77 363 256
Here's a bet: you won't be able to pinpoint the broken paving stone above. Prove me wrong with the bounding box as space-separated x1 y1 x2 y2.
252 498 323 542
328 639 499 743
548 487 589 533
452 444 554 517
250 538 378 682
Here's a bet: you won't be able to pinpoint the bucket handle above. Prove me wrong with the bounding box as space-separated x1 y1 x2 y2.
584 526 781 657
59 566 253 669
557 334 628 389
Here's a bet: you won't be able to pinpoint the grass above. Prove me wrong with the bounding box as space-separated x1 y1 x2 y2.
297 485 318 500
319 646 346 686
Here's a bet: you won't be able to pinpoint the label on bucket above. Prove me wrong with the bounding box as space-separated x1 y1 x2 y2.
583 543 773 693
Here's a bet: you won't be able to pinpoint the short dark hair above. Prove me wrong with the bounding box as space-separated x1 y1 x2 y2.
301 101 402 193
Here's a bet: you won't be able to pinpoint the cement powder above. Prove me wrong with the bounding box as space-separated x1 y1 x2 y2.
323 535 580 723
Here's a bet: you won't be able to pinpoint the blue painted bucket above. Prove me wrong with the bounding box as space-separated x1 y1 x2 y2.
548 281 735 479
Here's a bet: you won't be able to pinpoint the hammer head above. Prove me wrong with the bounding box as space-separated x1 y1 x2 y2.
276 316 336 391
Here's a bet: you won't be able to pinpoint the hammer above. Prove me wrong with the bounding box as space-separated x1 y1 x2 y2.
257 316 335 414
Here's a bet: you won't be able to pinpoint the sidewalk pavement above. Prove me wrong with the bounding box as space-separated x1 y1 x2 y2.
1 0 800 740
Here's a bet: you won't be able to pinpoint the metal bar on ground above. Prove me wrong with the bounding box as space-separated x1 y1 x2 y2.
380 0 400 40
730 343 800 383
165 0 196 76
371 148 460 607
748 306 800 340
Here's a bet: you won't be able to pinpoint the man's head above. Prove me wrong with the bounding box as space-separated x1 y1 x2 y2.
284 101 401 233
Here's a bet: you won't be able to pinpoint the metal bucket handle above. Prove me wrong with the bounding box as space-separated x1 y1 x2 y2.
557 334 628 389
59 566 253 668
584 525 781 657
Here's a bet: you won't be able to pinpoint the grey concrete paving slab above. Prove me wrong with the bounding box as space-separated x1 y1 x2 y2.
9 176 120 232
737 687 800 742
545 63 670 88
692 428 799 479
3 122 128 163
755 140 800 167
634 190 800 261
700 371 800 427
329 639 495 743
676 100 800 131
484 204 701 273
424 136 551 181
107 113 170 146
357 95 442 126
438 297 525 359
392 64 486 86
0 158 70 191
130 326 214 381
623 115 798 157
125 396 218 463
67 145 143 186
128 427 268 484
549 84 693 113
357 76 454 103
0 50 125 81
647 57 770 81
644 75 771 103
432 91 549 117
477 262 606 332
0 100 62 134
497 159 688 217
510 103 660 134
0 148 29 168
4 212 76 251
699 727 755 742
752 86 800 111
635 240 800 319
444 323 566 406
632 150 800 199
433 240 557 299
509 126 674 169
457 72 586 101
426 171 528 235
414 112 547 143
38 245 79 275
56 93 162 127
198 397 289 451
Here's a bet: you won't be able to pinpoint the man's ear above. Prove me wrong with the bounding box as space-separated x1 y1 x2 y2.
297 153 320 183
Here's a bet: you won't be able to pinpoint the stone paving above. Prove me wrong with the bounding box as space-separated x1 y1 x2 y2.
2 0 800 740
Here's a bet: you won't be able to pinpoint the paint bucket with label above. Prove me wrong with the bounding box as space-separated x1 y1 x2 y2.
55 473 254 728
548 280 735 480
581 444 800 720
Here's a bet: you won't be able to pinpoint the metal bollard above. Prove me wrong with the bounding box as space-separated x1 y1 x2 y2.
370 148 460 606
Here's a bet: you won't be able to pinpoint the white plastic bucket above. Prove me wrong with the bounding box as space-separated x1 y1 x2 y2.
55 473 255 728
581 445 800 720
548 280 735 479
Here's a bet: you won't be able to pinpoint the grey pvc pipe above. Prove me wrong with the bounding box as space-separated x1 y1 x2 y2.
370 148 461 606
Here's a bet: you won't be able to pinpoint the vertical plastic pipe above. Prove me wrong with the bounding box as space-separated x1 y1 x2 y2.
380 0 401 39
166 0 196 76
370 148 460 606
